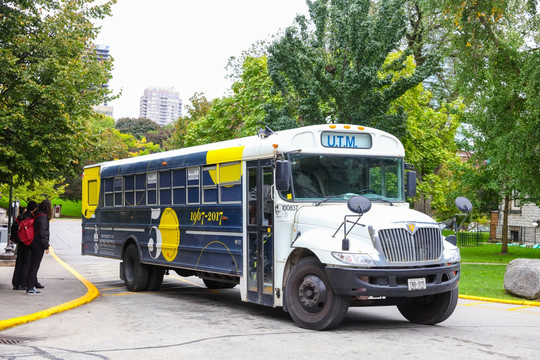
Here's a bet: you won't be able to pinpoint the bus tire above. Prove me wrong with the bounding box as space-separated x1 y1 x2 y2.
146 266 165 291
397 287 459 325
123 244 149 292
203 279 236 289
285 257 349 330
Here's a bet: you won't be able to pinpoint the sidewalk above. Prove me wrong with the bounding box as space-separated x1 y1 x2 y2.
0 247 95 330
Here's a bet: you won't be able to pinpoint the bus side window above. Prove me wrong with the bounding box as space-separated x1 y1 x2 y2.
172 169 186 205
104 178 114 207
219 162 242 203
135 174 146 206
187 167 200 204
114 177 123 207
147 172 157 205
160 170 172 205
124 175 134 206
202 166 218 204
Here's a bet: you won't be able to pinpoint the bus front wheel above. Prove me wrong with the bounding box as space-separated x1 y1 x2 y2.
285 257 349 330
397 287 459 325
123 244 149 292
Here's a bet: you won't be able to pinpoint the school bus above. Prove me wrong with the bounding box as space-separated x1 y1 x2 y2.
81 124 461 330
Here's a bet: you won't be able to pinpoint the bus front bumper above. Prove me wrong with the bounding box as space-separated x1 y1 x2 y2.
325 263 460 297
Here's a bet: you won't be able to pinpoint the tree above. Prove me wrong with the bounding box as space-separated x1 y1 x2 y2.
440 0 540 253
0 0 116 185
0 176 67 204
165 92 212 150
385 53 463 217
115 117 160 139
266 0 440 136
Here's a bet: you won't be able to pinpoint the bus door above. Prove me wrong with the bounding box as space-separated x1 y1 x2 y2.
246 159 274 306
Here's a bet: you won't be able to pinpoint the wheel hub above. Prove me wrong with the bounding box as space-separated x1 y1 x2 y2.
298 275 327 313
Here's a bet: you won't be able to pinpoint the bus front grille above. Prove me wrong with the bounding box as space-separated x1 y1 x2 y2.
378 228 442 263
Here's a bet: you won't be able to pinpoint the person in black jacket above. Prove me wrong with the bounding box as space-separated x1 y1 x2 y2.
11 201 38 290
26 199 52 295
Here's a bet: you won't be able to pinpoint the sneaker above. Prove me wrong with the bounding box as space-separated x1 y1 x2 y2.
35 283 45 289
26 288 42 296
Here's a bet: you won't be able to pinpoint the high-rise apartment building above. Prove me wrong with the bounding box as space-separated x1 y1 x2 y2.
139 86 182 125
91 44 113 115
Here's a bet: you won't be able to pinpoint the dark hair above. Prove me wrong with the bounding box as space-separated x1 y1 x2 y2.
27 201 38 212
39 199 53 220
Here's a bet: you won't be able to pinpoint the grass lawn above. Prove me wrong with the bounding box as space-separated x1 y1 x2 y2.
0 198 81 218
459 244 540 301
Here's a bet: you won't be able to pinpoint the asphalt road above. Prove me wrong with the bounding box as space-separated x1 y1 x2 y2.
0 219 538 359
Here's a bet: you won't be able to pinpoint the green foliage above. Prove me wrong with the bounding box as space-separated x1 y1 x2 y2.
0 175 67 204
438 0 540 251
115 117 161 139
0 0 116 185
382 53 463 216
166 92 212 150
267 0 440 136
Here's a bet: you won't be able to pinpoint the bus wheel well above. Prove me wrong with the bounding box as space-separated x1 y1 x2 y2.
121 237 139 258
282 248 318 312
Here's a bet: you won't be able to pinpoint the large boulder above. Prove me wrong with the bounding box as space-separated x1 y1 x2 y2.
504 259 540 300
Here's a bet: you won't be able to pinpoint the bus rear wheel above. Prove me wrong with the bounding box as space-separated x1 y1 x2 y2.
397 287 459 325
285 257 349 330
123 244 149 292
146 266 165 291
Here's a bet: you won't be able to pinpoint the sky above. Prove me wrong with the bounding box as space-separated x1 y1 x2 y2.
94 0 309 119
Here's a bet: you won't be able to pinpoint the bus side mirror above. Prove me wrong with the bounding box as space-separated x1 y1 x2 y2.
446 234 457 246
406 171 416 198
275 160 291 191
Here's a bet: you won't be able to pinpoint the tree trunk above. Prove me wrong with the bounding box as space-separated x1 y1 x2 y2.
501 194 510 254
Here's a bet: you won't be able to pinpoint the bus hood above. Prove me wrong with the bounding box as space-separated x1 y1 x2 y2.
295 203 436 231
292 203 439 258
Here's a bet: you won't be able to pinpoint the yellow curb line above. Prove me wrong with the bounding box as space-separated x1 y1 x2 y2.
459 294 540 307
0 247 99 331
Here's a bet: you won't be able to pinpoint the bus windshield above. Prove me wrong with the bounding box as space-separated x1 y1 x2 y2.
286 153 404 202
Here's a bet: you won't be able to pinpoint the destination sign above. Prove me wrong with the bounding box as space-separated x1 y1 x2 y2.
321 131 372 149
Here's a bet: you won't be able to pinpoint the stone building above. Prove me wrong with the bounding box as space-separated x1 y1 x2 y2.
491 200 540 245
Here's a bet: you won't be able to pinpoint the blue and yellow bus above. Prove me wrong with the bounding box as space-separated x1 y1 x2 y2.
82 124 461 330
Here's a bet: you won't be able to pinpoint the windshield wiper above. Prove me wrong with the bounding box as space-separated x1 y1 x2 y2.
315 193 359 206
370 197 395 206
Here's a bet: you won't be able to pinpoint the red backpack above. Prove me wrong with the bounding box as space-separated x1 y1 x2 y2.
16 213 44 245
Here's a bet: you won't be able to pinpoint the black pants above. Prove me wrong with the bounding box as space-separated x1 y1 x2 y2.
27 243 45 291
12 243 31 288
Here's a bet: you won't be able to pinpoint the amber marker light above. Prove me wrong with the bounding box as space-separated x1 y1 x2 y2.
344 125 350 129
162 161 168 166
358 126 365 130
329 125 336 129
273 144 279 149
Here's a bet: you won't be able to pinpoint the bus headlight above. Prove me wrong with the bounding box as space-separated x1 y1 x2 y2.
332 252 375 267
442 248 461 263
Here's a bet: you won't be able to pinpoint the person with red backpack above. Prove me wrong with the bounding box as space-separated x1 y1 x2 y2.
26 200 52 295
11 201 38 290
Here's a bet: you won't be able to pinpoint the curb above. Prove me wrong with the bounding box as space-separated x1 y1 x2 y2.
0 247 99 331
459 294 540 307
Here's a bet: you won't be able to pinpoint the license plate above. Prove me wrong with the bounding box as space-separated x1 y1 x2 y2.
408 278 426 291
